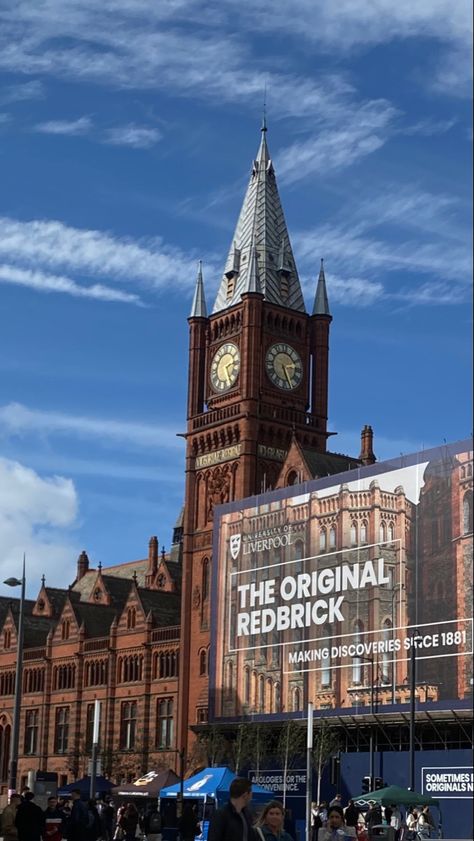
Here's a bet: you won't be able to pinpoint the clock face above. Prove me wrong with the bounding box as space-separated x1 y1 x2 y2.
210 342 240 392
265 343 303 390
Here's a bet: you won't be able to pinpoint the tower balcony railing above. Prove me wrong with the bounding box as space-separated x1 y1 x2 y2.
191 402 321 431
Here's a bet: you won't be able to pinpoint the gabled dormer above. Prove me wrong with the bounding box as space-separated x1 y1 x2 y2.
118 581 146 632
87 566 112 606
1 607 16 652
52 597 79 643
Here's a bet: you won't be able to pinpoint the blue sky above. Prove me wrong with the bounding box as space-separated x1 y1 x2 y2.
0 0 471 595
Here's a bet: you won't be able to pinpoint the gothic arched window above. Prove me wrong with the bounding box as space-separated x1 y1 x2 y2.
463 491 473 534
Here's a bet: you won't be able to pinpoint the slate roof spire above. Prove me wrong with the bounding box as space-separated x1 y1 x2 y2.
312 258 331 316
190 261 208 318
213 125 305 314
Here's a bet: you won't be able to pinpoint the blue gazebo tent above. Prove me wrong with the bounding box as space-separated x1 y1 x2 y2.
160 767 276 841
58 775 114 799
160 766 274 804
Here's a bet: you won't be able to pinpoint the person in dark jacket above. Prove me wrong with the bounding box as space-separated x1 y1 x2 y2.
43 796 66 841
208 777 256 841
68 790 89 841
343 801 359 830
15 792 45 841
177 804 200 840
86 801 101 841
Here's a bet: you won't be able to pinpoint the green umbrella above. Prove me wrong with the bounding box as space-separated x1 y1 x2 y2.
352 784 439 807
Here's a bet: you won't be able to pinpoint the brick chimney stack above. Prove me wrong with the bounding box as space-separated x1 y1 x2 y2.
76 550 89 581
359 425 376 465
146 536 159 586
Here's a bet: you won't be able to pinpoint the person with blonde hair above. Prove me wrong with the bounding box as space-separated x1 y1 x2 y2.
255 801 295 841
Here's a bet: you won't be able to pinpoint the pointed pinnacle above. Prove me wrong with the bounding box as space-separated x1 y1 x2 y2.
312 258 331 316
190 260 208 318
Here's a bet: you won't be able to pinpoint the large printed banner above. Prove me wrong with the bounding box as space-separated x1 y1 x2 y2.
211 440 473 720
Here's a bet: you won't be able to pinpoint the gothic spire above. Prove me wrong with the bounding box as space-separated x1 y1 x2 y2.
190 261 208 318
312 258 331 316
213 126 305 314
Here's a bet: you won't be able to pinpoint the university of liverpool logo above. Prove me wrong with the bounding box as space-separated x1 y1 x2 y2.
230 534 241 560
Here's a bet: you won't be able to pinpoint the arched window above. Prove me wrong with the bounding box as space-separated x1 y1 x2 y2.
244 667 250 706
329 527 336 549
226 661 234 695
381 619 392 684
319 528 327 551
388 522 395 542
352 622 363 684
61 620 70 640
292 686 301 712
274 683 281 712
266 678 273 713
350 523 357 546
251 671 257 708
127 608 136 630
258 675 265 710
360 521 368 544
202 558 210 602
3 630 11 649
287 470 299 486
199 649 207 676
463 491 473 534
379 522 386 543
321 625 332 687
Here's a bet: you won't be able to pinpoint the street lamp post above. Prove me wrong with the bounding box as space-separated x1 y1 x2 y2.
408 630 422 791
391 583 405 705
360 655 376 789
4 555 26 795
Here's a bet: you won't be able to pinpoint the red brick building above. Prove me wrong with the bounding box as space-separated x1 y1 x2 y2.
0 522 183 802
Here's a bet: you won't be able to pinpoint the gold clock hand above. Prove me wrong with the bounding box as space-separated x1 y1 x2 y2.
283 364 293 387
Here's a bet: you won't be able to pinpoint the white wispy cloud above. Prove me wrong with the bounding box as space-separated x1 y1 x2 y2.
277 99 398 183
0 264 144 305
0 79 44 104
0 217 205 289
0 402 181 450
0 0 468 102
0 456 79 584
104 123 162 148
34 115 93 135
294 183 472 307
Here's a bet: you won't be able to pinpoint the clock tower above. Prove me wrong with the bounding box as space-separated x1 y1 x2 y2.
178 124 367 754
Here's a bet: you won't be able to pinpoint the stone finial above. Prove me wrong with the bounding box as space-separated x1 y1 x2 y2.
359 425 376 465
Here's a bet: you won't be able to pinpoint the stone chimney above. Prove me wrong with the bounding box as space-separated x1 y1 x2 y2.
359 425 376 465
76 550 89 581
146 536 159 587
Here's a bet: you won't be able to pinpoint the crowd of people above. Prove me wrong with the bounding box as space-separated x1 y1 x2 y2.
1 781 438 841
0 789 151 841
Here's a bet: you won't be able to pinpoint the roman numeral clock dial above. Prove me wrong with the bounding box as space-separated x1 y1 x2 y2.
265 343 303 390
210 342 240 392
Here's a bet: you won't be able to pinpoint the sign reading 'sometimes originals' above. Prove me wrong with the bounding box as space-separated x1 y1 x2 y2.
211 441 473 720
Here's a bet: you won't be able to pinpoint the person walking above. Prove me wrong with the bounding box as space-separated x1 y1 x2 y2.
317 805 357 841
118 803 140 841
15 792 45 841
43 796 66 841
389 805 402 841
329 796 342 809
254 800 294 840
68 790 89 841
207 777 256 841
343 801 359 831
2 793 21 841
406 808 418 840
177 804 200 841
